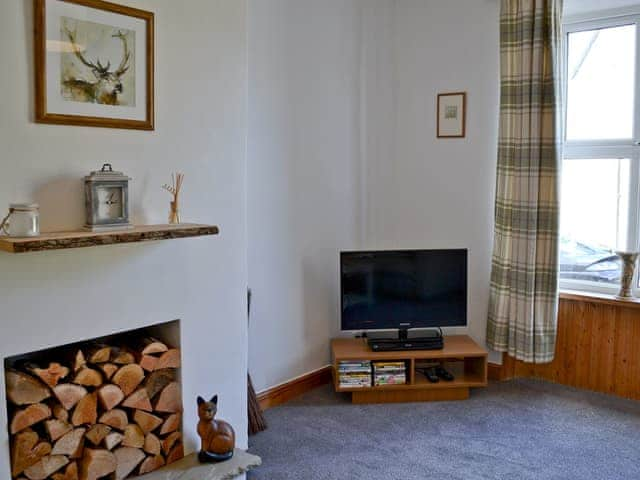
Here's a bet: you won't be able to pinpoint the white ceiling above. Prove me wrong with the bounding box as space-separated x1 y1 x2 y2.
564 0 640 17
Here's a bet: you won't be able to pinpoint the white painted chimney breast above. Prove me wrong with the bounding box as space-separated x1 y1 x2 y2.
0 0 248 475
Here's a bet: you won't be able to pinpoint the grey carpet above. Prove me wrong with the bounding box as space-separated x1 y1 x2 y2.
247 379 640 480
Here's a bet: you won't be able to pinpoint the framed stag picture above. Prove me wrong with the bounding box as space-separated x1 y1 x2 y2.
437 92 466 138
34 0 154 130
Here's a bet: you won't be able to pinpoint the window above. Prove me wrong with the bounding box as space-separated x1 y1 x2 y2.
561 15 640 293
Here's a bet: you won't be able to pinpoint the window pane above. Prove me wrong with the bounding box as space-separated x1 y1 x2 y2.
560 158 629 284
566 25 636 141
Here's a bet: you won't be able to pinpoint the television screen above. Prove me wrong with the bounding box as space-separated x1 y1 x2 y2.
341 249 467 331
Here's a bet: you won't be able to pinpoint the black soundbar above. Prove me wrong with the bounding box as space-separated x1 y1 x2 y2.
368 336 444 352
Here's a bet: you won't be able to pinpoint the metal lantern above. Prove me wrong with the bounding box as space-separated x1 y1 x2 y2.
84 164 132 231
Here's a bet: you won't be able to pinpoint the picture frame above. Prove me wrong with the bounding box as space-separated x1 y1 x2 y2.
34 0 154 130
437 92 466 138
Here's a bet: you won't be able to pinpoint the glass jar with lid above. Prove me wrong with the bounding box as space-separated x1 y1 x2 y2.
0 204 40 237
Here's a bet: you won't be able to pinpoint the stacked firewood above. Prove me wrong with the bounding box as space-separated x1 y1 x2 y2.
6 338 183 480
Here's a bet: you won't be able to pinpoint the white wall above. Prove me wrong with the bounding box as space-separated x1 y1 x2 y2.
247 0 362 391
564 0 640 17
364 0 500 353
248 0 501 391
0 0 248 472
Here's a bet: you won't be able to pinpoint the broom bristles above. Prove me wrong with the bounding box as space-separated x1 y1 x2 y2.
248 374 267 435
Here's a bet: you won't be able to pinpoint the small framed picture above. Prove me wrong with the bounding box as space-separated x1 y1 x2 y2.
437 92 466 138
34 0 154 130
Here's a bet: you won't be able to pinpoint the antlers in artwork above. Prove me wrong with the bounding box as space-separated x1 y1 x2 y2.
62 27 132 106
65 27 131 78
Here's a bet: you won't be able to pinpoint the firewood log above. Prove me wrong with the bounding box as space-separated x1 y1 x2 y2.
138 454 165 475
71 392 97 426
114 447 145 480
51 427 85 458
159 412 181 435
154 349 181 370
80 449 116 480
85 424 111 447
139 355 158 372
53 384 87 411
6 370 51 405
103 432 124 451
166 443 184 465
24 455 69 480
98 363 118 381
161 431 181 455
111 348 135 365
139 337 168 355
122 388 152 412
53 405 69 422
27 363 70 388
112 364 144 397
122 424 145 449
73 368 103 388
133 410 162 434
74 351 86 373
154 382 182 413
98 409 128 431
143 432 161 456
88 346 111 364
51 462 78 480
44 419 73 442
11 429 52 476
144 369 176 400
11 403 52 434
97 384 124 411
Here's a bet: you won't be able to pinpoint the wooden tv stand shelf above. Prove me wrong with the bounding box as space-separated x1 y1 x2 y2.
331 335 487 404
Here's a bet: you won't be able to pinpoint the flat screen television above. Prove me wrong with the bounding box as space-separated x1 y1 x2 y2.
340 249 467 334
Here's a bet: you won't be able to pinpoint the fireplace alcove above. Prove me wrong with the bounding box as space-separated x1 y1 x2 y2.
4 320 185 479
4 316 260 480
0 227 261 479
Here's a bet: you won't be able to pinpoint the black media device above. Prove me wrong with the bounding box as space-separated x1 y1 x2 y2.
340 249 467 351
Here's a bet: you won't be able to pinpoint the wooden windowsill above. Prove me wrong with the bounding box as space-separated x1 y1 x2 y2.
560 289 640 310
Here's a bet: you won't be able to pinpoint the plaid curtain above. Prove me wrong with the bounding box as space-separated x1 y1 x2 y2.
486 0 563 363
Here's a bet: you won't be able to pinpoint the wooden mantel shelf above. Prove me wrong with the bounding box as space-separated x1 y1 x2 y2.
0 223 219 253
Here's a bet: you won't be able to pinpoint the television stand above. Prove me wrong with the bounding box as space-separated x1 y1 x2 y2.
331 335 487 404
367 328 443 351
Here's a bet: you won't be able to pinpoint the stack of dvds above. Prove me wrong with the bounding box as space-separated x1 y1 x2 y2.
338 360 372 388
373 361 406 386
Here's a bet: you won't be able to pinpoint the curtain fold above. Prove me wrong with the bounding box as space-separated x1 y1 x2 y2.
486 0 563 363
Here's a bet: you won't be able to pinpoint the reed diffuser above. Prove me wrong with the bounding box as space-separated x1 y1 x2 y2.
162 173 184 224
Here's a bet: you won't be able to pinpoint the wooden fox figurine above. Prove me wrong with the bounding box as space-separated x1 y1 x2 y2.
197 394 235 462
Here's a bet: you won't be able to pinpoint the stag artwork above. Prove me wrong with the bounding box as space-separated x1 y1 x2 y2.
60 18 135 107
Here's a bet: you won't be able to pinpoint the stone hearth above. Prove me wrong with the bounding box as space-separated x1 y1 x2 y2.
144 450 261 480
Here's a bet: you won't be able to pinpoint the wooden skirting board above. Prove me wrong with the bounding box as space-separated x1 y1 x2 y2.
257 366 333 410
258 338 489 409
258 357 528 410
489 292 640 401
260 291 640 410
487 362 504 382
